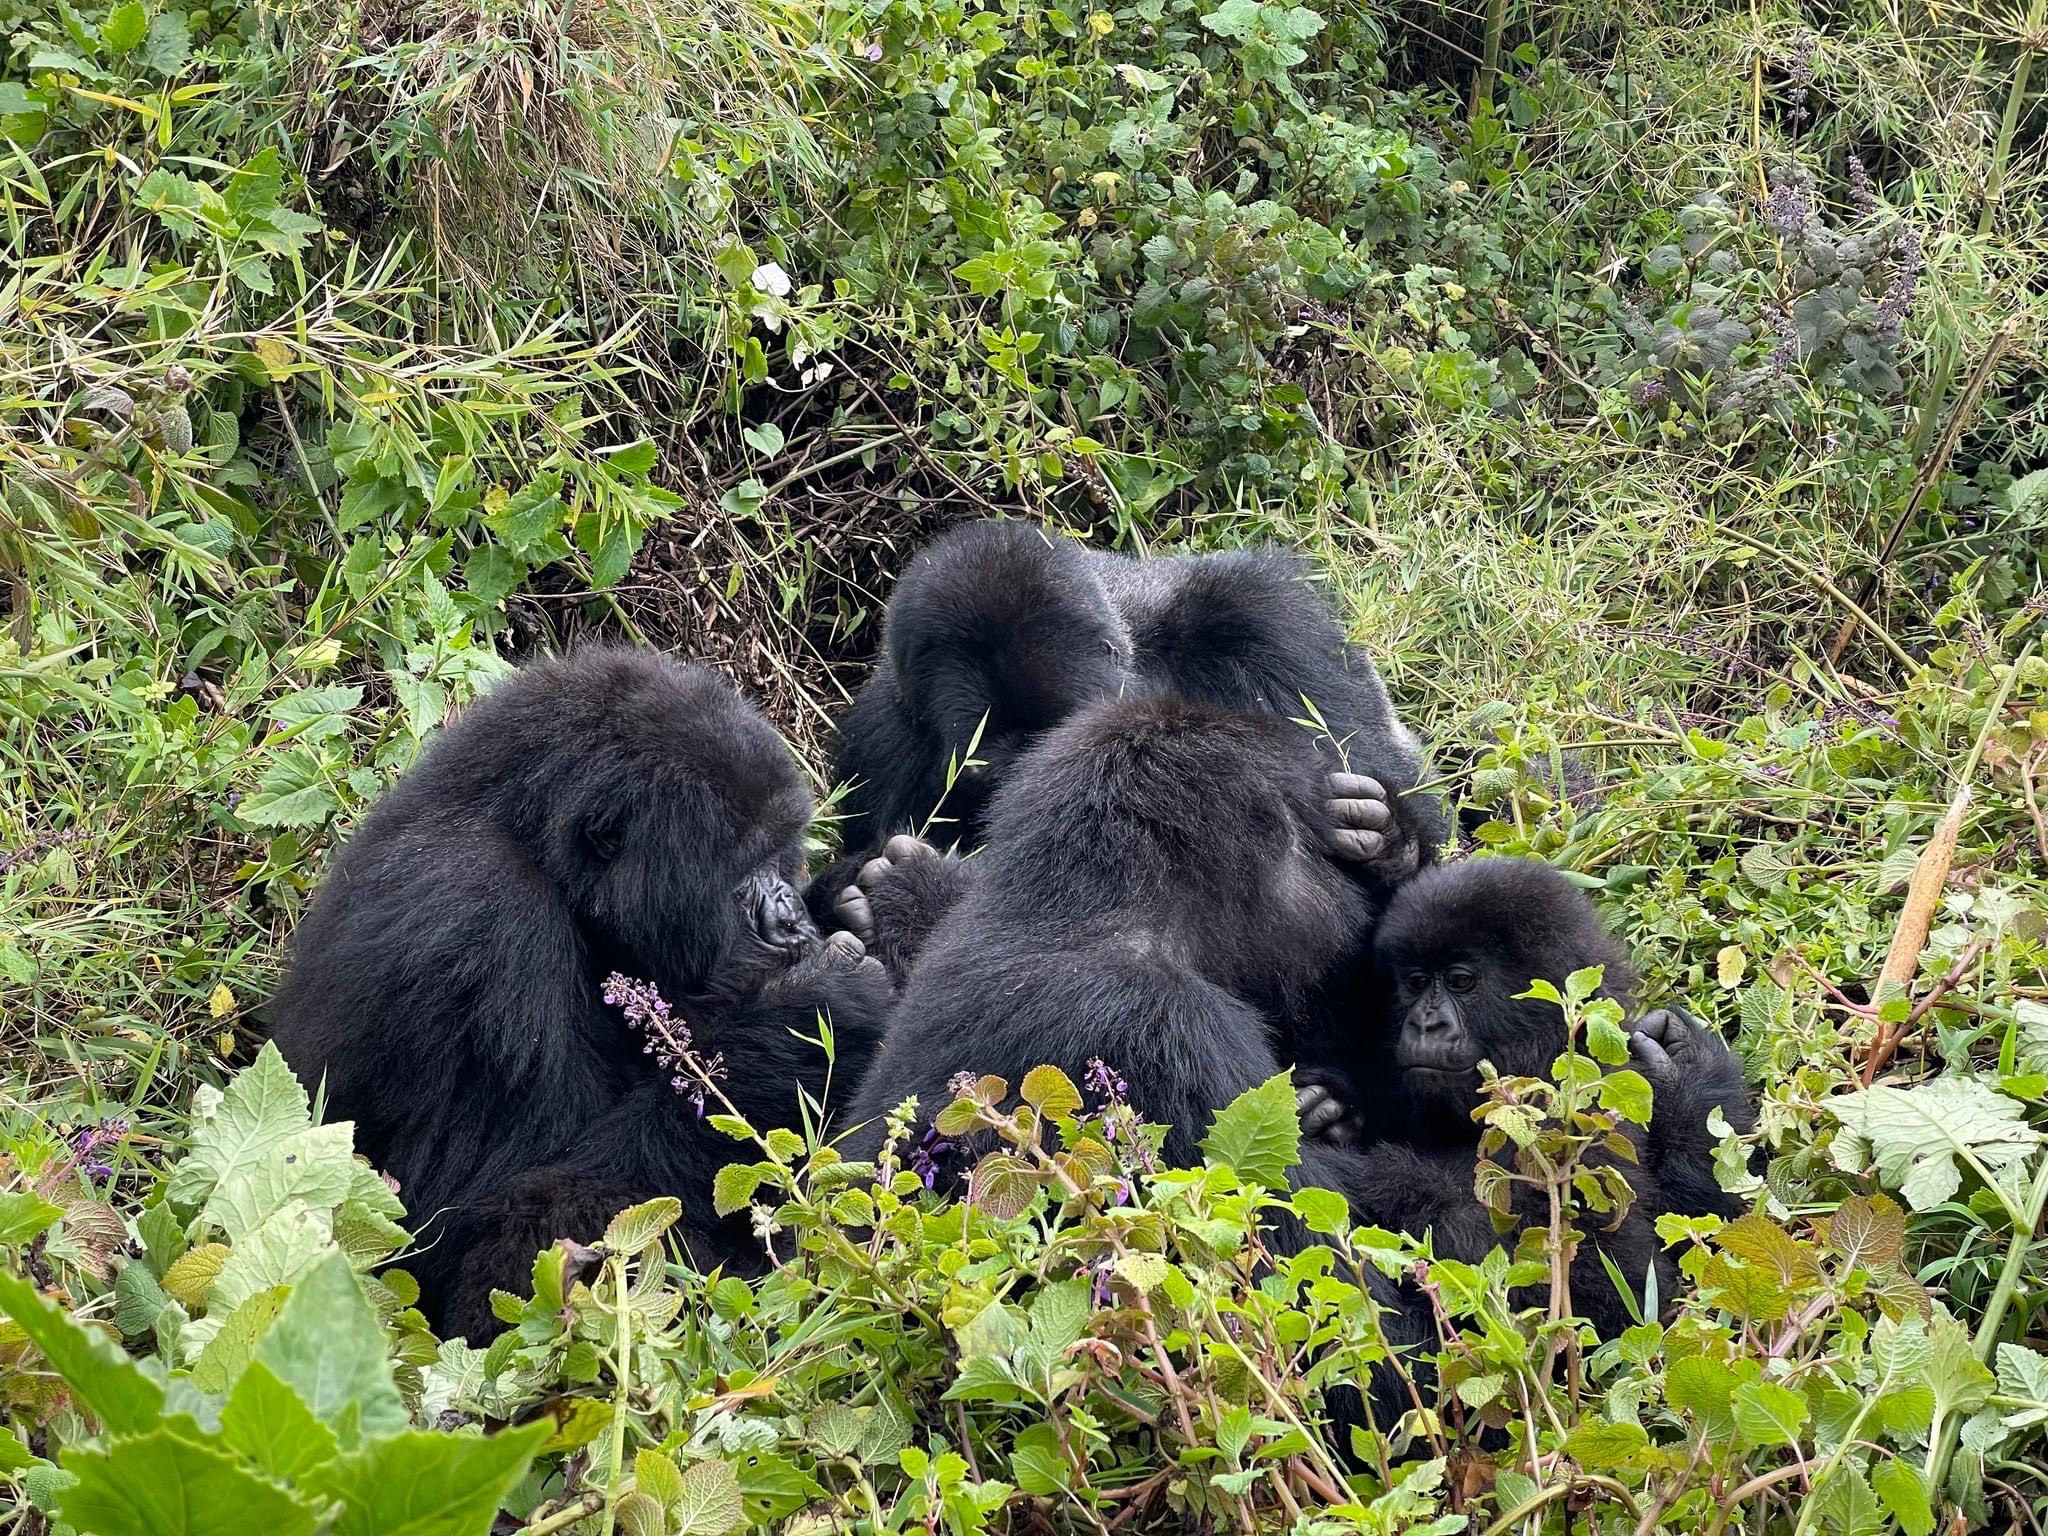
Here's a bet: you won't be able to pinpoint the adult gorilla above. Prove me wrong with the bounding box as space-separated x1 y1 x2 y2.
819 520 1443 922
267 648 891 1337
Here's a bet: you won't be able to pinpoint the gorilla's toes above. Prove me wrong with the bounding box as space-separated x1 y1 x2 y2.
1296 1078 1358 1145
882 833 943 867
1325 772 1415 876
832 885 877 947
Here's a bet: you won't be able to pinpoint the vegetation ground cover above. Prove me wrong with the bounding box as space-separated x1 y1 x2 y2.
2 0 2045 1529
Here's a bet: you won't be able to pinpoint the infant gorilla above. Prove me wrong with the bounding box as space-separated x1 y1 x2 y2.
266 649 891 1337
1299 858 1753 1334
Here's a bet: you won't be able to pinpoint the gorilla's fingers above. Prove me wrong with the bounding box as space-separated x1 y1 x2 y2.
1327 795 1393 832
1634 1008 1698 1059
1297 1081 1353 1141
856 854 897 894
825 928 867 960
1327 827 1387 863
883 834 942 866
1629 1031 1675 1078
832 885 876 946
1328 772 1388 805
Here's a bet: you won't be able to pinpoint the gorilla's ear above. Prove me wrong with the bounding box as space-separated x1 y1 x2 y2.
582 806 624 864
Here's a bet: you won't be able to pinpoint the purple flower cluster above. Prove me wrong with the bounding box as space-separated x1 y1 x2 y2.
1083 1057 1128 1103
906 1126 955 1191
1783 32 1815 127
1763 178 1811 238
1877 226 1922 339
1766 306 1799 379
602 972 722 1114
74 1120 129 1182
1847 155 1877 215
1631 376 1668 407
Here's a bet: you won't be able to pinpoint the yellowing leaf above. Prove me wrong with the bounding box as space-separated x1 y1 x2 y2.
209 984 237 1019
1716 945 1747 989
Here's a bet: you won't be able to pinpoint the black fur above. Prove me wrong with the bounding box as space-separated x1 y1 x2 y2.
1308 859 1754 1340
266 648 891 1337
817 520 1443 911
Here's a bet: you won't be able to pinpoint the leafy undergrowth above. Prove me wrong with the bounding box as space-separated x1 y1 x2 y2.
5 0 2048 1527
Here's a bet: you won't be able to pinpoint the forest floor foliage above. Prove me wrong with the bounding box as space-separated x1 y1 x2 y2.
2 0 2047 1529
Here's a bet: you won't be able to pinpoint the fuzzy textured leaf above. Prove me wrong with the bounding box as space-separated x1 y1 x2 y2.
1830 1078 2040 1210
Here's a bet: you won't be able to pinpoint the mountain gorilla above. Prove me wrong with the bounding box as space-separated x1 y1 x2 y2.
819 520 1444 941
266 648 891 1338
1299 858 1754 1336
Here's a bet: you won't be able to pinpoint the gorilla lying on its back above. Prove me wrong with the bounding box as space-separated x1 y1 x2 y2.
267 649 891 1337
1302 859 1755 1336
823 521 1443 909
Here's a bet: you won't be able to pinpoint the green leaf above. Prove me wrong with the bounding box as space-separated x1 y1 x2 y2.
1665 1354 1739 1436
113 1261 168 1339
303 1424 547 1536
605 1197 681 1254
487 474 565 556
100 2 147 52
0 1190 63 1245
169 1043 314 1206
190 1288 289 1393
0 1268 164 1433
1200 1071 1302 1188
61 1428 315 1536
239 749 340 829
1809 1463 1885 1536
740 421 784 456
635 1448 685 1510
253 1251 409 1442
673 1456 745 1535
210 1202 331 1317
462 544 524 608
1292 1185 1349 1233
968 1152 1042 1220
712 1164 764 1218
1561 1418 1649 1468
138 8 190 73
204 1121 356 1241
1871 1459 1934 1536
1830 1079 2041 1211
225 146 283 224
221 1361 339 1483
1828 1192 1906 1271
1598 1069 1654 1126
1020 1065 1082 1118
1732 1379 1809 1449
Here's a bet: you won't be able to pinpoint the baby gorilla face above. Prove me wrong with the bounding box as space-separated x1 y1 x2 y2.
1392 959 1486 1076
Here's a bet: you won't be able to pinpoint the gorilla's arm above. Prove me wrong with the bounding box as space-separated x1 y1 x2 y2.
1630 1007 1754 1219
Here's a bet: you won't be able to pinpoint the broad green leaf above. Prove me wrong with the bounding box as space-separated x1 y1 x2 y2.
304 1423 546 1536
138 8 190 73
189 1288 289 1393
968 1152 1041 1220
1292 1185 1349 1233
1664 1355 1739 1436
1561 1418 1649 1468
1808 1463 1885 1536
0 1269 164 1433
113 1261 168 1339
635 1448 685 1509
210 1202 330 1315
674 1457 745 1535
1201 1071 1302 1188
605 439 660 476
61 1428 315 1536
1871 1459 1933 1536
1830 1079 2040 1211
1598 1068 1654 1126
712 1164 763 1217
1020 1065 1082 1117
162 1242 229 1308
225 146 283 224
203 1121 356 1241
0 1190 63 1245
100 2 147 52
487 473 564 555
1732 1379 1808 1449
1828 1192 1906 1271
167 1041 314 1206
254 1251 409 1442
1115 1251 1169 1292
221 1360 339 1483
1028 1279 1090 1355
605 1197 681 1253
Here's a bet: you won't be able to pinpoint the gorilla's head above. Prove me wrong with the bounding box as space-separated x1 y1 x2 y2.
979 694 1370 1010
887 522 1129 841
452 648 818 995
1374 859 1635 1118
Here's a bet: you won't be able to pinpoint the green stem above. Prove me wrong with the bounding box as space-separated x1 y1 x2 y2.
1980 0 2046 238
1471 0 1509 121
598 1257 632 1536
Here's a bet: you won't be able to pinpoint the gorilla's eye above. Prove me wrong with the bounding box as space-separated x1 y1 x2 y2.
1406 972 1431 993
1444 966 1478 994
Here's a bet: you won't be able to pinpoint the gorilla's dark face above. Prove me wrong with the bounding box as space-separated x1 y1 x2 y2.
516 653 818 996
1374 859 1634 1119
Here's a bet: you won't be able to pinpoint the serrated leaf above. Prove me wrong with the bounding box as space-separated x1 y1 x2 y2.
204 1121 356 1241
1828 1192 1906 1270
222 1360 340 1483
167 1048 313 1212
673 1457 744 1535
0 1268 164 1433
1871 1459 1933 1536
1115 1251 1169 1293
712 1165 764 1218
1598 1068 1655 1125
254 1250 409 1441
189 1288 289 1394
636 1449 685 1510
59 1427 314 1536
1561 1418 1648 1468
112 1261 167 1339
1200 1071 1302 1188
606 1197 681 1253
303 1423 546 1536
100 2 147 51
1733 1379 1808 1448
1830 1078 2041 1211
210 1202 330 1316
968 1152 1041 1220
616 1491 666 1536
488 474 565 555
162 1242 230 1308
138 9 190 73
1029 1279 1091 1354
0 1190 62 1246
1020 1065 1082 1117
1739 842 1792 890
1716 1213 1823 1289
1292 1185 1349 1233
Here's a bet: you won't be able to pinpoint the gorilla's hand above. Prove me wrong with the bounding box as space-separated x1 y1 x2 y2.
834 835 972 985
821 927 887 980
1629 1006 1727 1081
831 834 942 948
1324 772 1419 880
1296 1069 1360 1146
